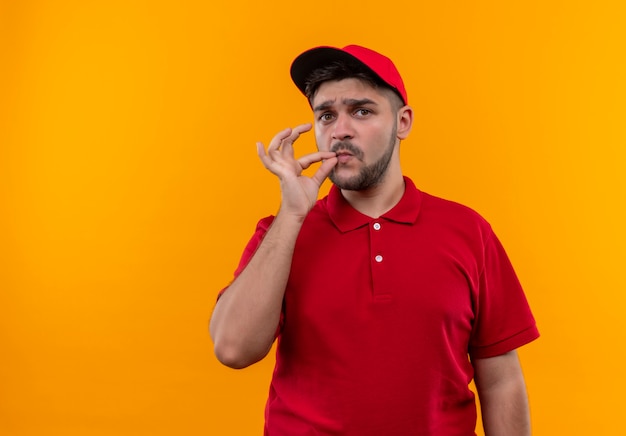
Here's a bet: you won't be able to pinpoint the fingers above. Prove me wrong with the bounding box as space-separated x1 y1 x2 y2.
311 155 338 186
257 123 316 174
297 151 337 170
255 125 338 213
266 123 312 157
296 151 337 187
256 141 272 169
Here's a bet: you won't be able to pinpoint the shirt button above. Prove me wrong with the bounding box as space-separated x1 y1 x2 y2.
375 255 383 263
373 222 381 230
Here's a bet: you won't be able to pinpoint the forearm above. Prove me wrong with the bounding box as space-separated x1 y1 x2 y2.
479 376 530 435
474 351 531 436
209 212 304 368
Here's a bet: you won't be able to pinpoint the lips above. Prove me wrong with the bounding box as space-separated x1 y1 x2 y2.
330 141 363 161
335 151 354 163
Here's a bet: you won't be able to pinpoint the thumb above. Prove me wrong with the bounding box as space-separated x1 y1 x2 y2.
310 156 338 186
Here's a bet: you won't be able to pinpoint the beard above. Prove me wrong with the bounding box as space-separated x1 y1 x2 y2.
328 122 398 191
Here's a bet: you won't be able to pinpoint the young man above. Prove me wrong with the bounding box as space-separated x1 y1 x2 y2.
210 45 539 435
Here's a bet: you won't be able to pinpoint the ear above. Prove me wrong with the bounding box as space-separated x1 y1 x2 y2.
396 105 413 140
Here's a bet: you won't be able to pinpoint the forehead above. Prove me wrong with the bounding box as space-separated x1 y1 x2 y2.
311 78 391 108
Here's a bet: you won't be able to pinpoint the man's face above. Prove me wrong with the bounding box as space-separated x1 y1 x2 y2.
311 78 400 191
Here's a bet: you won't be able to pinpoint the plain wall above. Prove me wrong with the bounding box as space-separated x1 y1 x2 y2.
1 1 625 434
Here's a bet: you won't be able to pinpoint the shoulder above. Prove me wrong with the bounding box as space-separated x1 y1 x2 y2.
415 190 496 247
421 191 489 225
402 177 486 225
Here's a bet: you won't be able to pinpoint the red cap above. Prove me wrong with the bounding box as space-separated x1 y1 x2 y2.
290 45 408 105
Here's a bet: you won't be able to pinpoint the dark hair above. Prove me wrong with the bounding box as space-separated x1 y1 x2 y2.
304 61 404 109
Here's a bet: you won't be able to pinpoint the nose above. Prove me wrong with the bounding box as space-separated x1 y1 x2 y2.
331 113 354 141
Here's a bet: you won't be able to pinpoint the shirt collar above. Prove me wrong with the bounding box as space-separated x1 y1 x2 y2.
327 176 422 232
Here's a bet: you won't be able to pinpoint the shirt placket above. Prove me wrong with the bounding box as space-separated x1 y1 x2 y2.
369 219 391 300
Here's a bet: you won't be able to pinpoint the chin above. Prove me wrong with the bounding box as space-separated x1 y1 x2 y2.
329 175 364 191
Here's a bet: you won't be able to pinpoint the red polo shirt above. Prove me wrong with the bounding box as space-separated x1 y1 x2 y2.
227 177 539 435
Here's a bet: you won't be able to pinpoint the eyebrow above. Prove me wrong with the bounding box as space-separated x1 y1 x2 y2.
313 98 379 112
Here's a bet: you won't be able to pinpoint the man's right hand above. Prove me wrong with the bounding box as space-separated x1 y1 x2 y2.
256 123 337 220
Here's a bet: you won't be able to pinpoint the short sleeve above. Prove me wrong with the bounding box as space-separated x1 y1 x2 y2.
469 230 539 359
217 216 275 299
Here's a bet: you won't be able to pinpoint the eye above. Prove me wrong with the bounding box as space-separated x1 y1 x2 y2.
318 113 335 122
354 108 372 117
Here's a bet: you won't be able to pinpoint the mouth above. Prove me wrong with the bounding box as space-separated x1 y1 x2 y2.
330 141 363 163
335 150 354 164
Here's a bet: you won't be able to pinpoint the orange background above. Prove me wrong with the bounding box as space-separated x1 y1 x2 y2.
1 1 625 434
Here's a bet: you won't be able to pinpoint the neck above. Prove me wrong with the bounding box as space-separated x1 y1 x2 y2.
340 171 405 218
